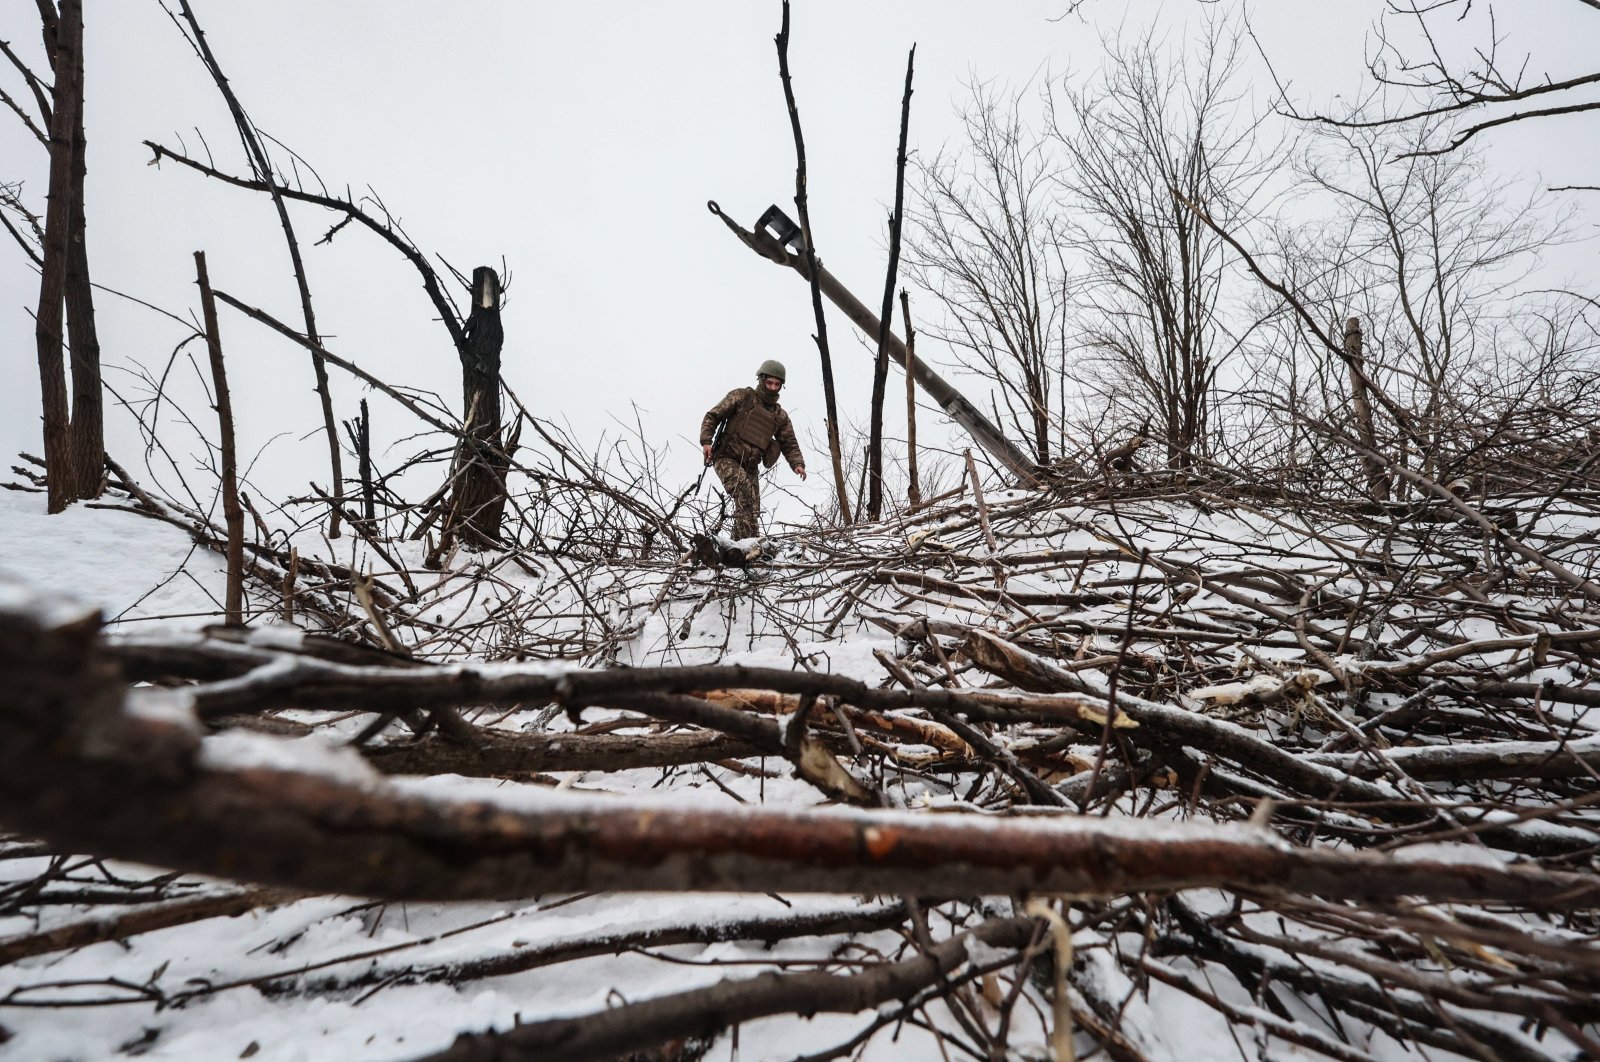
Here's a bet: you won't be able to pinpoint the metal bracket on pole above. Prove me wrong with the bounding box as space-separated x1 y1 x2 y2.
707 200 1042 488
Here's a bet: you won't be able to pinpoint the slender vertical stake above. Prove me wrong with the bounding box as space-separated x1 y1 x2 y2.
358 398 375 525
282 547 299 622
1345 316 1386 500
965 448 1004 593
194 251 245 625
899 289 921 510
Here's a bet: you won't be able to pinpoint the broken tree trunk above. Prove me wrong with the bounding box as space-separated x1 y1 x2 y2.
775 0 853 525
355 398 375 525
708 201 1041 488
900 288 921 509
1345 316 1388 500
451 266 508 548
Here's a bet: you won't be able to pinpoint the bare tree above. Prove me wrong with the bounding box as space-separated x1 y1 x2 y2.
866 46 915 522
1312 121 1569 474
1229 118 1589 496
776 0 851 524
164 0 344 537
1050 21 1269 470
1295 0 1600 170
24 0 105 511
906 82 1066 464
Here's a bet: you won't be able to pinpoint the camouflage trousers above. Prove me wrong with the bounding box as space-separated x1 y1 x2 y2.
712 457 762 540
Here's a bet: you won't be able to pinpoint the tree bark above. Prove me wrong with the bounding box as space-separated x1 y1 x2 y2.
60 1 102 503
362 729 765 777
451 266 507 547
1345 316 1388 499
0 888 286 966
194 250 245 625
356 398 375 525
33 0 94 514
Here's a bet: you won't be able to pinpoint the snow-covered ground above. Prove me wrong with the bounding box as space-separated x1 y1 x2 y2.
2 477 1597 1061
0 485 1035 1060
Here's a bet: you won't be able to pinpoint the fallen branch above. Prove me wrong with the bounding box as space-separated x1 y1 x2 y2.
424 915 1038 1062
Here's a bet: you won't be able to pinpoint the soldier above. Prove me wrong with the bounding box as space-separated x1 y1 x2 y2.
700 359 807 540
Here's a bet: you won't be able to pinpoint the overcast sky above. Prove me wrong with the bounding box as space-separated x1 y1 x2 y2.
2 1 1595 522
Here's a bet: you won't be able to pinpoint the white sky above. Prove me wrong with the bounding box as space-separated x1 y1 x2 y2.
2 1 1595 519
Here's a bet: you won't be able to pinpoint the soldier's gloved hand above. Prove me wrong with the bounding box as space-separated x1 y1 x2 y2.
794 466 807 481
703 444 714 465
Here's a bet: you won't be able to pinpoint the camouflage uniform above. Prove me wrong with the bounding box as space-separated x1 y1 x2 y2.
710 457 763 541
700 387 805 540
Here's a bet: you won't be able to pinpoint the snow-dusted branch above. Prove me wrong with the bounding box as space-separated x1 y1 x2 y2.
5 597 1599 910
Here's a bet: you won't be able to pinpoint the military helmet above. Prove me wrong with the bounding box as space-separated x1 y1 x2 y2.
757 359 787 383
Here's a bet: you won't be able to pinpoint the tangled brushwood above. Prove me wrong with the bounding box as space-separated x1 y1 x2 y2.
3 441 1600 1060
5 2 1600 1058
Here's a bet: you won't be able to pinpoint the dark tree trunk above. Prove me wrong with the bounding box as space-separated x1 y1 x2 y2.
868 46 915 522
357 398 375 525
776 1 852 525
899 289 921 509
194 251 244 625
452 266 507 547
34 0 97 514
61 6 102 502
1345 317 1388 499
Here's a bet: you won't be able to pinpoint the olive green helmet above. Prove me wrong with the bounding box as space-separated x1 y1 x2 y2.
757 359 787 383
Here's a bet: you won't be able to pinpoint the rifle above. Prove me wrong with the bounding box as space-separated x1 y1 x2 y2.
666 397 744 530
663 461 712 529
709 410 731 463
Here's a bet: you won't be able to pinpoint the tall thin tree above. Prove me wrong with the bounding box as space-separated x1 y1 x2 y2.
1051 21 1266 469
906 84 1064 465
33 0 103 512
776 0 851 525
867 46 915 522
169 0 345 538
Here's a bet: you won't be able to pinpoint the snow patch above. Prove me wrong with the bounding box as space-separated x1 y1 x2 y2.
1391 842 1515 867
125 687 202 730
199 730 379 783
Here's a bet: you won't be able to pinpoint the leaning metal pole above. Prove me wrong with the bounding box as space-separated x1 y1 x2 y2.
708 201 1041 487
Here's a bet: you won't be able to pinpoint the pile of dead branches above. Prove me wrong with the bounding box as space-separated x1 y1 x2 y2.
3 464 1600 1060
